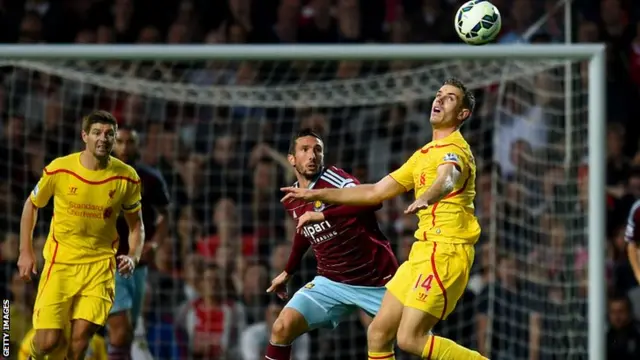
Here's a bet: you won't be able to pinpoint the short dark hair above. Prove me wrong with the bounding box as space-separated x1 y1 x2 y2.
82 110 117 133
288 128 323 155
608 293 632 309
443 78 475 120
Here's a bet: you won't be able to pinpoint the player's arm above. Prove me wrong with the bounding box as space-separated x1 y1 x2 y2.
283 232 311 277
625 203 640 283
18 168 55 279
122 178 145 263
283 152 419 206
309 176 405 206
19 199 39 255
414 163 461 206
149 173 171 253
123 211 145 262
628 242 640 282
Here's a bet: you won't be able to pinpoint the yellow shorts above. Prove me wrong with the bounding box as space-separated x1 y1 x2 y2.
33 257 116 329
385 240 475 320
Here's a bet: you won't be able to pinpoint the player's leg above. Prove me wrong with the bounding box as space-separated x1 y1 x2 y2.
128 267 151 359
366 291 404 360
68 258 116 359
265 276 353 360
67 319 101 360
30 262 75 359
266 307 311 360
396 242 485 359
107 267 146 360
363 261 414 360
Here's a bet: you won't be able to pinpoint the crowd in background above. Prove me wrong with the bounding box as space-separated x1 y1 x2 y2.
2 0 640 359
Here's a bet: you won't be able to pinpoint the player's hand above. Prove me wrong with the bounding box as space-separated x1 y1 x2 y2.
404 198 429 214
280 187 318 203
117 255 137 278
297 211 325 229
17 250 38 282
266 271 291 300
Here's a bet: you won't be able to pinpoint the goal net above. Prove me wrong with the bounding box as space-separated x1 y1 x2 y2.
1 52 591 359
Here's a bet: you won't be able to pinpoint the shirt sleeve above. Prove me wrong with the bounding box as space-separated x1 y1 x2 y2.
432 146 467 172
284 232 311 275
389 150 419 190
30 167 55 208
625 201 640 243
122 172 142 213
321 168 381 218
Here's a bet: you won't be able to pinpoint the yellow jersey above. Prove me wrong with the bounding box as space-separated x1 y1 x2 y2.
19 328 107 360
390 130 481 244
30 152 142 264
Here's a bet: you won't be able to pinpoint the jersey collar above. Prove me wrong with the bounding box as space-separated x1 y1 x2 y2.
293 167 325 189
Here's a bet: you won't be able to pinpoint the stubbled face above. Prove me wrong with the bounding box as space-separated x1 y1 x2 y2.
289 135 324 180
608 300 631 329
430 84 468 129
82 123 116 160
115 129 139 163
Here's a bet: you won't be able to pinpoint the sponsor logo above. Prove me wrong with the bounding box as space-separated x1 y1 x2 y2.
443 152 460 162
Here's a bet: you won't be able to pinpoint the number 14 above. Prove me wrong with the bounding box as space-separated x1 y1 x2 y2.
414 273 433 292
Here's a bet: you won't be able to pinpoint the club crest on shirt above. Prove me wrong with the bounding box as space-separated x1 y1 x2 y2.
108 189 116 200
304 282 315 289
313 200 325 212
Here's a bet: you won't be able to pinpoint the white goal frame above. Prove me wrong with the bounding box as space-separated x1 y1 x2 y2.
0 43 607 360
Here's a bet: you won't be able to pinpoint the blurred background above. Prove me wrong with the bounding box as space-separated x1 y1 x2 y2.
2 0 640 359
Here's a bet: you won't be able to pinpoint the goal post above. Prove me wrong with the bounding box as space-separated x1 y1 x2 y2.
0 44 606 360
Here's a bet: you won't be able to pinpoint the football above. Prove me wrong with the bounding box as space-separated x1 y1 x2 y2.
455 0 502 45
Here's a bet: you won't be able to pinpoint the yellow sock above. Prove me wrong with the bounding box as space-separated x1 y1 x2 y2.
367 350 396 360
29 337 43 359
422 335 487 360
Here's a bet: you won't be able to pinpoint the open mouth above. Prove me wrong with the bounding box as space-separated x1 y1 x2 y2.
432 106 442 114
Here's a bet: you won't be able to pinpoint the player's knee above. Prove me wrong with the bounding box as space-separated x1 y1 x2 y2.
367 318 395 349
270 309 307 344
109 324 133 347
395 327 422 354
108 313 133 346
68 333 91 359
32 329 63 354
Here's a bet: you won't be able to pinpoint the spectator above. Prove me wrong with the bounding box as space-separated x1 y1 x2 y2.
477 254 542 359
2 1 640 359
607 294 640 359
177 263 243 359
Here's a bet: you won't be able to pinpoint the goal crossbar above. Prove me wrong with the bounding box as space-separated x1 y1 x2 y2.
0 44 605 60
0 43 607 360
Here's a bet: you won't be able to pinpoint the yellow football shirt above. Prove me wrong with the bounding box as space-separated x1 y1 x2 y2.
30 152 142 264
390 130 481 244
19 328 107 360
